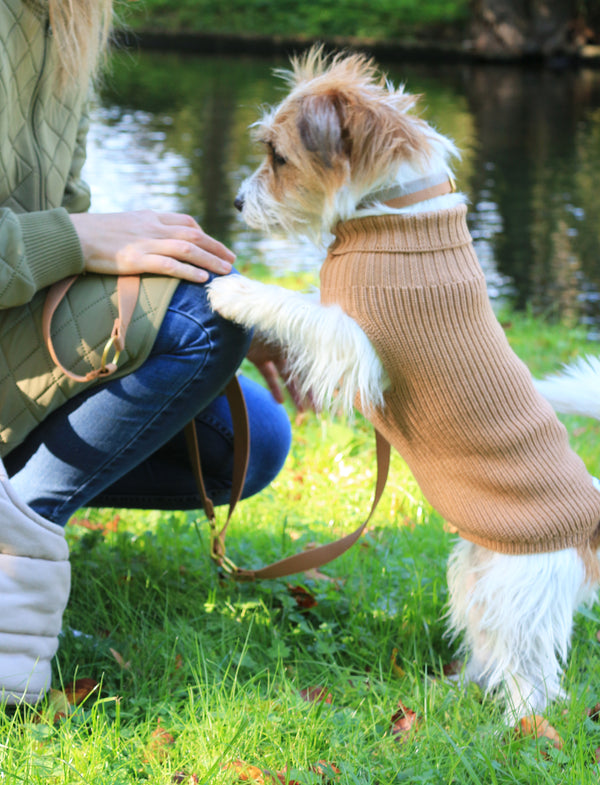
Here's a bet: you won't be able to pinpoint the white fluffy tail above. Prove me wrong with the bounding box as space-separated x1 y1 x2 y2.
535 355 600 420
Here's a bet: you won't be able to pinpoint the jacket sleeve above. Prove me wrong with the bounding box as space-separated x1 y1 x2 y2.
0 208 85 309
0 100 91 310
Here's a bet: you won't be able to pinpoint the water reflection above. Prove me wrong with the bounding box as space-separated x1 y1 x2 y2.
84 50 600 330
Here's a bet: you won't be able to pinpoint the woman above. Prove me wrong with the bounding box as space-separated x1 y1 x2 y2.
0 0 293 704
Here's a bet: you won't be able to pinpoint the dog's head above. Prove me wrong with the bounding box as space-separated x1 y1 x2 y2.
235 46 458 241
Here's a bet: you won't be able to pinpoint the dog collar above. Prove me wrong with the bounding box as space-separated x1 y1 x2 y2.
362 173 456 209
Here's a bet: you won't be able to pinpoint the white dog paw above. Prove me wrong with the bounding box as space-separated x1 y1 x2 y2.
207 274 259 324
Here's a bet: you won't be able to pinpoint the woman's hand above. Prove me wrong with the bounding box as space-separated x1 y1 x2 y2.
70 210 234 282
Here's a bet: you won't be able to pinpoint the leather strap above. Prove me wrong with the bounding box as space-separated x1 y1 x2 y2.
43 274 141 383
184 375 250 574
362 174 456 211
233 429 390 581
186 393 391 581
382 179 456 209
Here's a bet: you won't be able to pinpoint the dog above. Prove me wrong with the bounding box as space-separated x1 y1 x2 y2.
208 46 600 723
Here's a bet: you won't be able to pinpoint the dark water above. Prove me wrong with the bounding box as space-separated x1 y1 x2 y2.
85 50 600 333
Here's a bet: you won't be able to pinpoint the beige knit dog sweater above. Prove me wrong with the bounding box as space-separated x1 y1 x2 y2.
320 204 600 555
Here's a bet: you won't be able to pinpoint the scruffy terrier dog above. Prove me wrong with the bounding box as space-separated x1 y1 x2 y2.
208 46 600 721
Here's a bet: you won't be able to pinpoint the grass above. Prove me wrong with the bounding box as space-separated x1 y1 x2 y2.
2 293 600 783
116 0 470 39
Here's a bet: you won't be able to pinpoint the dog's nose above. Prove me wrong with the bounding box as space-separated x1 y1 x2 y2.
234 195 244 212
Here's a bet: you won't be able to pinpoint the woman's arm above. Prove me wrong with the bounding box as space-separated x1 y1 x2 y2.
0 207 86 309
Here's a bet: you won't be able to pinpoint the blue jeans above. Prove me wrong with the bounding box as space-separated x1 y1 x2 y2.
4 279 292 525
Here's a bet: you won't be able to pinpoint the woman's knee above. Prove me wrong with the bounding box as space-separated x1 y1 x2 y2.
153 278 252 383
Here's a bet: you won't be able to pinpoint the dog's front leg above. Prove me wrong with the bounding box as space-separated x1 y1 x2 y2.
208 274 387 415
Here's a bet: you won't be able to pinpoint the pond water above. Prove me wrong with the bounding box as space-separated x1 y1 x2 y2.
84 49 600 334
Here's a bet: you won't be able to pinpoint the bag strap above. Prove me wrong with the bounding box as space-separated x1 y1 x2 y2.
43 274 141 383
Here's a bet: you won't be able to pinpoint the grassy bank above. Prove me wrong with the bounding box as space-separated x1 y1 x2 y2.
117 0 469 40
2 301 599 783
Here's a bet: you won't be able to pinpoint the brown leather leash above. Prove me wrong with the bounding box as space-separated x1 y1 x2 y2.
43 275 391 580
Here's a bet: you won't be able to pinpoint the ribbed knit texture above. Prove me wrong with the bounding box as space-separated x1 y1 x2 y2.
321 205 600 554
18 209 85 292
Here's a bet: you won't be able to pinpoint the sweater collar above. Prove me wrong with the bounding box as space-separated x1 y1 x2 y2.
329 204 473 256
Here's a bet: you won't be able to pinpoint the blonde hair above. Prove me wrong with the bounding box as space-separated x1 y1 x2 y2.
48 0 114 88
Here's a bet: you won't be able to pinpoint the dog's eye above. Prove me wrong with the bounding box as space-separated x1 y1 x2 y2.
267 142 287 167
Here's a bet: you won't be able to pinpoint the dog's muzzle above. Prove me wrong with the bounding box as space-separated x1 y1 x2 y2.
234 195 245 212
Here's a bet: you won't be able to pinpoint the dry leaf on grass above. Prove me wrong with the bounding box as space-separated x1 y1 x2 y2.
65 677 100 705
223 760 339 784
442 659 463 677
286 584 318 609
587 703 600 721
299 686 333 704
390 700 419 741
48 689 71 723
222 761 266 782
518 715 563 750
312 761 341 780
144 718 175 763
172 773 199 784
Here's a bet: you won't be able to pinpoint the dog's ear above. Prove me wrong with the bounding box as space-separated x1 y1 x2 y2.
297 93 350 168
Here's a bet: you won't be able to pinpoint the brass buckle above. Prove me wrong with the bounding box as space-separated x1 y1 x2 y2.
209 520 239 575
99 335 121 375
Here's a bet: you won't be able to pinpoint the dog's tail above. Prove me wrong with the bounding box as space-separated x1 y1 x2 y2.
534 355 600 420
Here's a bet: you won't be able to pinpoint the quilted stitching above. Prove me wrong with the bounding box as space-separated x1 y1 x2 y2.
0 1 179 455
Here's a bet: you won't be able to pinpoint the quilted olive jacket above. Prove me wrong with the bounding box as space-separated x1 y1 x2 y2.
0 0 178 456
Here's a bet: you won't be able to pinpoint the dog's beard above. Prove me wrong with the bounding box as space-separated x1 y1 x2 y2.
237 175 335 243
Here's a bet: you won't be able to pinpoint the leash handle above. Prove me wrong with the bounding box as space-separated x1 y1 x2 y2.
43 275 140 383
186 397 390 581
233 429 390 581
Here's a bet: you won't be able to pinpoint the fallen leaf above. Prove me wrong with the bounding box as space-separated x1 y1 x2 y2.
145 718 175 762
222 760 265 782
64 677 99 705
390 648 405 678
299 686 333 704
287 584 318 609
48 689 71 723
442 659 463 677
518 715 563 750
311 760 341 780
172 773 199 784
390 700 419 741
587 703 600 721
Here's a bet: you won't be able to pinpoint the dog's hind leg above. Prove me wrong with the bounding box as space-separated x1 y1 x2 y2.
446 538 592 722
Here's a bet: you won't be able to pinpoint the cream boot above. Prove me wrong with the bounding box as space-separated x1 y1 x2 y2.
0 459 70 705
